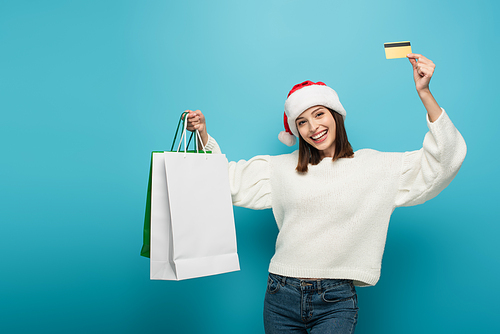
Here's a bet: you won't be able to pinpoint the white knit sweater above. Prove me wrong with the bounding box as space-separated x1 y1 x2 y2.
205 109 466 286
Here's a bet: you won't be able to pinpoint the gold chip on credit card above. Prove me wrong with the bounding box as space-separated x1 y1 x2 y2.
384 41 411 59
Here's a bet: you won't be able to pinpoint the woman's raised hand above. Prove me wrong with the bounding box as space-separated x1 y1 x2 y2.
184 109 208 146
407 54 435 93
406 54 442 122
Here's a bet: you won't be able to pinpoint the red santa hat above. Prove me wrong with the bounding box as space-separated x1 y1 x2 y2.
278 80 346 146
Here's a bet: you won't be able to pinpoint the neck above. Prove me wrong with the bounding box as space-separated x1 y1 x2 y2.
320 147 335 159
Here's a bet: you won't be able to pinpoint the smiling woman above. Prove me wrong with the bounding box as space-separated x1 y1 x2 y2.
296 106 338 156
295 105 354 173
184 54 467 334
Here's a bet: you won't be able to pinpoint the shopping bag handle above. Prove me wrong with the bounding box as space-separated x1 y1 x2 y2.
170 112 194 152
195 128 207 155
176 113 208 158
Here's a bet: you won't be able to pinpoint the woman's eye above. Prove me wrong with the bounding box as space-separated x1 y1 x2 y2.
316 112 324 117
298 120 306 126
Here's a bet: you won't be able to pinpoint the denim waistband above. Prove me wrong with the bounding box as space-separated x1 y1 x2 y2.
269 272 353 290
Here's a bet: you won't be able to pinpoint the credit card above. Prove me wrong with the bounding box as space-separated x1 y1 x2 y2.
384 41 411 59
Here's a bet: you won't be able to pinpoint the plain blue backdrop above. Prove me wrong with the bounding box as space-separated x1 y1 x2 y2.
1 0 498 333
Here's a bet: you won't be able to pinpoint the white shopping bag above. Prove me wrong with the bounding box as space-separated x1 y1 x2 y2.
149 128 239 280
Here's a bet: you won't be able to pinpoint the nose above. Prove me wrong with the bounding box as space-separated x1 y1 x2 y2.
308 119 319 133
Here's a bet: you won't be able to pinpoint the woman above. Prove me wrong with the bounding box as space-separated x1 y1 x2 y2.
185 54 466 333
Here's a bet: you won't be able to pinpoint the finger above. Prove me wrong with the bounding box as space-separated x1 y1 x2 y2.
415 54 429 62
421 61 435 70
418 63 435 73
412 55 434 68
421 69 433 78
416 63 429 76
192 112 203 122
187 114 199 122
182 110 194 120
415 59 434 69
408 58 417 68
417 66 433 78
407 53 423 60
407 53 431 70
194 111 203 122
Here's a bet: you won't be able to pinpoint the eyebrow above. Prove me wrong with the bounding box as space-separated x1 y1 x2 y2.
296 107 324 121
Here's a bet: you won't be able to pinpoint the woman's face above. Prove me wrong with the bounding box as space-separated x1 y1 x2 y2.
296 105 337 158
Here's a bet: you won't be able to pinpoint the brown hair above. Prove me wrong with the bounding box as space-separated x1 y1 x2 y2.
296 109 354 173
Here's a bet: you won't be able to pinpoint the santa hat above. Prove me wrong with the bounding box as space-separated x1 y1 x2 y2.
278 81 346 146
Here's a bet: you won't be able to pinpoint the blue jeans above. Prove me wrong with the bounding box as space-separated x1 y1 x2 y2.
263 273 358 334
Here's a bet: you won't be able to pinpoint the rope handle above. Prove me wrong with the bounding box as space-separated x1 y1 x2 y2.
170 112 195 152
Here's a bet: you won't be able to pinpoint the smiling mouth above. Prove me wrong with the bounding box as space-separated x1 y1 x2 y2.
311 130 328 143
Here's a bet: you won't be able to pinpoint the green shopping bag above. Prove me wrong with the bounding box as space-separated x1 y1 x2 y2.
140 112 211 258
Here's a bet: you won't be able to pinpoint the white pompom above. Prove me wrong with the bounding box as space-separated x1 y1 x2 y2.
278 131 297 146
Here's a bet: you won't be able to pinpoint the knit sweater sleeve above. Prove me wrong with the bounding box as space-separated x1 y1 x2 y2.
204 134 272 210
395 108 467 207
204 134 222 154
228 157 272 210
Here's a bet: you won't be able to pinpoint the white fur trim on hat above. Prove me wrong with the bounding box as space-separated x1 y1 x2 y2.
278 130 297 146
284 85 346 137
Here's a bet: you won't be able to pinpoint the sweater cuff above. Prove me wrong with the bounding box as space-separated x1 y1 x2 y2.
426 107 446 125
204 134 222 154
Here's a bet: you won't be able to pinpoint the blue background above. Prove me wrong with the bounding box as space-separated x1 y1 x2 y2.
1 0 498 333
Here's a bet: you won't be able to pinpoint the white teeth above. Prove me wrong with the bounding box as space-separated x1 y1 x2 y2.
312 130 327 140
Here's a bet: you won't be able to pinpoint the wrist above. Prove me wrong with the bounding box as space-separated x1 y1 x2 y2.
199 129 209 146
417 87 431 97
